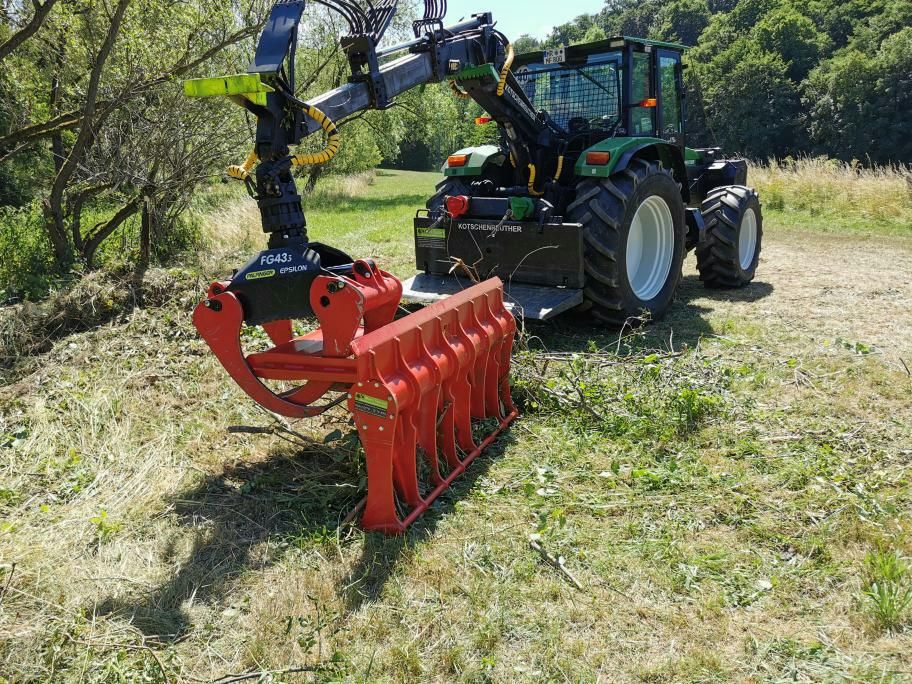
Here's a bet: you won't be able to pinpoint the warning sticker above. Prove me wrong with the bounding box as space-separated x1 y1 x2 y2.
354 393 389 418
416 226 446 249
417 227 445 239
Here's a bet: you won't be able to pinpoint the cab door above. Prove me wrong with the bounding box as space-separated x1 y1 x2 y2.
656 49 684 147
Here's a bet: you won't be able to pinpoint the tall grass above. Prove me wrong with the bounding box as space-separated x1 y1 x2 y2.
750 158 912 234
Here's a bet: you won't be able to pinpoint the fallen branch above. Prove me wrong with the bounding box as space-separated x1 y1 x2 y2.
529 536 583 591
213 666 322 683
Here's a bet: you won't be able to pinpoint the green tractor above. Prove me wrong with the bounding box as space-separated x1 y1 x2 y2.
405 36 763 323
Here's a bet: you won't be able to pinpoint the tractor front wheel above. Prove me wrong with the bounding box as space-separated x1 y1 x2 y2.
567 159 687 325
696 186 763 288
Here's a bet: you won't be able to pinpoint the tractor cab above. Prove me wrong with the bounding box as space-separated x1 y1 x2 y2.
513 37 687 155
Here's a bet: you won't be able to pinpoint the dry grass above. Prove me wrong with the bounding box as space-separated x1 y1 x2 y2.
1 169 911 682
750 158 912 234
0 269 196 379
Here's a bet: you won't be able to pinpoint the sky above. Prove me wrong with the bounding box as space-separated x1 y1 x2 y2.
441 0 603 40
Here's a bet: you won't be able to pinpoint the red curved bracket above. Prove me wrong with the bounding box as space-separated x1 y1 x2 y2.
192 291 331 418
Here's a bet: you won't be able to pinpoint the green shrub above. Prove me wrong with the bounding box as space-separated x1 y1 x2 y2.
0 203 56 301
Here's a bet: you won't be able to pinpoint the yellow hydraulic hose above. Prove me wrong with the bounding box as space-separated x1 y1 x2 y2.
291 105 340 167
527 164 544 196
227 150 258 180
497 43 515 97
449 80 472 99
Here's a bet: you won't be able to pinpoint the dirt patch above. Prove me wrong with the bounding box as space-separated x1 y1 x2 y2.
679 231 912 367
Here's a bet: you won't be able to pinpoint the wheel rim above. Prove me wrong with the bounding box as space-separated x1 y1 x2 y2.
739 208 758 270
626 195 675 301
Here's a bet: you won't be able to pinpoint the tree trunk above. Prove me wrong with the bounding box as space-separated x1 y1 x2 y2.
41 29 70 266
42 200 72 266
137 196 151 275
44 0 130 270
305 165 324 194
81 194 142 268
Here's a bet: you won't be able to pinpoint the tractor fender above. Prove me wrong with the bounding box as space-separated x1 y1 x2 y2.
576 138 689 203
442 144 507 178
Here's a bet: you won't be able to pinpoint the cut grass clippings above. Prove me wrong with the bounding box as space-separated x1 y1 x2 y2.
1 167 911 682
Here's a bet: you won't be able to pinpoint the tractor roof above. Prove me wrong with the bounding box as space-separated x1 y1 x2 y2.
613 35 689 51
515 35 688 67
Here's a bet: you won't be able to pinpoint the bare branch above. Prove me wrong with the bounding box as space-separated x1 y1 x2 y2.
0 106 93 152
0 0 60 62
82 193 143 266
48 0 130 230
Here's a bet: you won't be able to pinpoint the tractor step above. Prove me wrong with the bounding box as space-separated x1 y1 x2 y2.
402 274 584 321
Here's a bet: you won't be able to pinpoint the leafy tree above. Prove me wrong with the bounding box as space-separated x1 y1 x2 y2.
513 34 543 54
611 0 663 37
0 0 264 269
583 25 608 43
753 6 829 80
655 0 711 46
728 0 783 32
804 27 912 163
695 39 801 157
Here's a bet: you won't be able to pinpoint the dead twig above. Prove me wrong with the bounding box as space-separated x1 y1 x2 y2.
534 350 685 364
228 422 332 453
529 537 584 591
213 665 322 683
341 497 367 527
0 562 16 606
900 357 911 377
448 256 481 283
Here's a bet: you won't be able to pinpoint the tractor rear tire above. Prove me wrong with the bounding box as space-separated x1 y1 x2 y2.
427 178 470 213
567 159 687 325
696 186 763 288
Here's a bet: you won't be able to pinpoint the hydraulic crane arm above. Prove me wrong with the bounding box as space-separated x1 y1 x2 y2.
184 0 554 247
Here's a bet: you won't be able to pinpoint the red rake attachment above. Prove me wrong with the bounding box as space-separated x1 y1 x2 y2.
193 260 517 534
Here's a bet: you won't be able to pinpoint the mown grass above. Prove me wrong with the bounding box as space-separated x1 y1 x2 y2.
1 167 911 682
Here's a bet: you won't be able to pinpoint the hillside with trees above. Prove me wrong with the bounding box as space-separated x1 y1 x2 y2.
518 0 912 163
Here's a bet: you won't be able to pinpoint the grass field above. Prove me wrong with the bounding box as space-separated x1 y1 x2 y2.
1 166 912 682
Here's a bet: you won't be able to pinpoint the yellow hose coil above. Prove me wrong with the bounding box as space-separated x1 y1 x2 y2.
527 164 544 197
291 105 340 167
227 150 258 180
496 43 515 97
449 80 472 99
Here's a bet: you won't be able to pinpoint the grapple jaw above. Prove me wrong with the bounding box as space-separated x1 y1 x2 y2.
193 260 517 533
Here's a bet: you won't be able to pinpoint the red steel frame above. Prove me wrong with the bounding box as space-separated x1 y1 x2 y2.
193 260 517 533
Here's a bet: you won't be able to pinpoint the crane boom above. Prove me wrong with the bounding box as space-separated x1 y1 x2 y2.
184 1 557 248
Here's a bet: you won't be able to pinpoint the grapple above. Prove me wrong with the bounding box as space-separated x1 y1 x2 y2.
193 260 518 534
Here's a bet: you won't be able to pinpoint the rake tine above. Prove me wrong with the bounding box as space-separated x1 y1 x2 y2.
416 390 444 485
392 410 424 508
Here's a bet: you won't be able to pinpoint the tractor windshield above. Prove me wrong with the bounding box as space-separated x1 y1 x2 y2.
515 53 622 135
